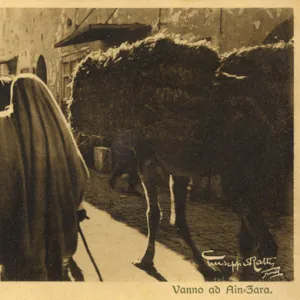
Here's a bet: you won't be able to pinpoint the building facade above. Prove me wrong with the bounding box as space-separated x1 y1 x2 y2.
0 7 293 106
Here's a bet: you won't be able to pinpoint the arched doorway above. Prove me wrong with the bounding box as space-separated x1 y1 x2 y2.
36 55 47 84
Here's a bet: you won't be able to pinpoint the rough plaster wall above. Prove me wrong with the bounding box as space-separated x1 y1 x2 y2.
1 8 64 100
161 8 221 48
108 8 159 26
220 8 293 53
1 8 90 101
0 10 6 57
61 8 221 48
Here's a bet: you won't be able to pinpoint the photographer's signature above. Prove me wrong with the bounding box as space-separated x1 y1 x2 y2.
202 250 284 280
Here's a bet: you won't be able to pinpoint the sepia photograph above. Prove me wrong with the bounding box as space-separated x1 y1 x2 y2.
0 6 295 288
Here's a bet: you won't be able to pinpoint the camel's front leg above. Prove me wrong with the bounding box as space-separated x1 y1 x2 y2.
134 159 162 270
169 175 201 257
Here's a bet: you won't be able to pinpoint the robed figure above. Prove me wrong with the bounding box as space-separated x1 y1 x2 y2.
0 74 89 281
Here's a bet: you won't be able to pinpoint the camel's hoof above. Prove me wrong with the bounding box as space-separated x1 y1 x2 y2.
228 274 241 282
133 260 155 272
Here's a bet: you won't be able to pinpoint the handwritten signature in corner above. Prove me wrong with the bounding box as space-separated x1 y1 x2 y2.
201 250 285 280
261 267 284 280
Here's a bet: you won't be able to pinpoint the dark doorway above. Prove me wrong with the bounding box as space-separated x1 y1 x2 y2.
36 55 47 84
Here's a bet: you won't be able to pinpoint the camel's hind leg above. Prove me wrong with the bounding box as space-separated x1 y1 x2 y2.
169 175 222 281
229 199 279 281
134 159 162 270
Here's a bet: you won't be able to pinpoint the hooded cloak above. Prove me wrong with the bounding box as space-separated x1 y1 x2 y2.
0 74 89 281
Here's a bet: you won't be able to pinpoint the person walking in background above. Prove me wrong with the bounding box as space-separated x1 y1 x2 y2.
0 74 89 281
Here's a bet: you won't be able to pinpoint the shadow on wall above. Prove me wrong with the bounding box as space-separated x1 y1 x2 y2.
263 17 294 44
103 25 153 49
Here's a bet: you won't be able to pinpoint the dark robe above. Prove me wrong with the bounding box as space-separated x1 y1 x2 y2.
0 74 89 281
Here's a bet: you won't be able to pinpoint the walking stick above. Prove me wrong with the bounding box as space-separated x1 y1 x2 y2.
78 224 104 281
